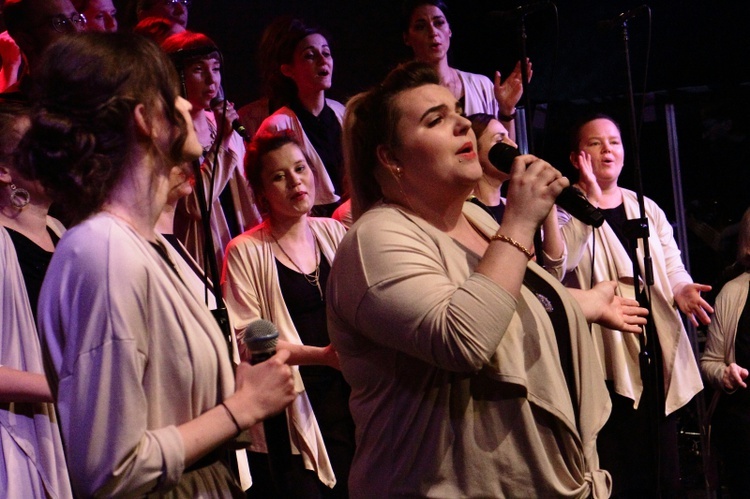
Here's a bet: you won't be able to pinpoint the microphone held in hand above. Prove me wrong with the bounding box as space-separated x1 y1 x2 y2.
243 319 293 494
488 142 605 227
210 95 251 141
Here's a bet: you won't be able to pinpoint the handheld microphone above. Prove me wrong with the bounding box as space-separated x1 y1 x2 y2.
488 142 605 227
597 5 649 31
489 1 552 21
210 90 251 141
243 319 292 492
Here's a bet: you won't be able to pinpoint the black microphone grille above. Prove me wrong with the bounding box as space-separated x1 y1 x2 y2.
487 142 521 173
210 96 224 109
243 319 279 352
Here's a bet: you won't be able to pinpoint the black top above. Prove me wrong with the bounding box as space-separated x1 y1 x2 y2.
289 98 344 195
523 268 578 422
600 203 633 255
275 254 332 352
469 196 505 224
6 226 59 321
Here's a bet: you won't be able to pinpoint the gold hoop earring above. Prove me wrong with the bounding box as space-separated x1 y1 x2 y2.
9 183 30 209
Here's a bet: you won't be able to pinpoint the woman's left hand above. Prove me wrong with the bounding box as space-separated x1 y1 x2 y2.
674 282 713 326
493 59 532 117
569 281 648 333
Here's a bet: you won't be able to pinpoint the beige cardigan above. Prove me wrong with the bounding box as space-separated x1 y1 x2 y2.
222 217 347 489
0 220 72 499
561 188 703 415
328 201 611 498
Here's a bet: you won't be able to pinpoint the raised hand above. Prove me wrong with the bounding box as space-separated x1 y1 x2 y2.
570 150 601 206
493 59 532 117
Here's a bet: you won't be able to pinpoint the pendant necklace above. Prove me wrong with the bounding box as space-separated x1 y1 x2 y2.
271 227 323 301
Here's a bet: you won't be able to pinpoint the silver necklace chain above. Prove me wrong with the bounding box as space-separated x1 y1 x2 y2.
270 228 323 301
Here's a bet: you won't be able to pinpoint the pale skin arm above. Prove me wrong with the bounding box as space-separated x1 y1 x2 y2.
0 366 54 403
673 282 713 327
277 339 340 370
567 281 648 334
177 349 296 467
476 154 568 297
541 206 565 260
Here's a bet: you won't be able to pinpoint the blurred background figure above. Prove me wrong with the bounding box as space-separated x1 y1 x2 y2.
1 0 85 97
468 112 566 278
0 100 72 499
701 206 750 498
132 15 183 44
136 0 187 28
161 30 262 273
254 18 345 218
72 0 117 32
402 0 529 139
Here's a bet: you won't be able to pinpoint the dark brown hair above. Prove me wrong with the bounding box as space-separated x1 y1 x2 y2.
244 130 310 199
467 113 495 143
401 0 450 34
19 32 187 222
262 17 329 108
343 60 439 219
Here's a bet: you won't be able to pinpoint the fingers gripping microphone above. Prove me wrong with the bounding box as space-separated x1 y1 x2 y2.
243 319 293 493
488 142 605 227
210 89 251 141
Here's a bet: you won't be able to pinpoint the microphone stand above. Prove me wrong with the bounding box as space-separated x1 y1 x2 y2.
517 13 535 154
616 15 662 495
190 157 234 366
509 7 544 265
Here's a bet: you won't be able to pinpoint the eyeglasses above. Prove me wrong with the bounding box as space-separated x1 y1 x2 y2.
163 0 191 7
48 13 87 33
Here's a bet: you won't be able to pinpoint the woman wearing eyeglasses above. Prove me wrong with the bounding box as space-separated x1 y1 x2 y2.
1 0 86 98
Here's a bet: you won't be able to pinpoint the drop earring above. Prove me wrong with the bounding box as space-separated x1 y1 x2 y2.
9 183 30 209
394 166 403 178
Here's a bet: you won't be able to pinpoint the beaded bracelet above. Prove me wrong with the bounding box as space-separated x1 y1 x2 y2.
221 401 242 436
491 233 534 260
